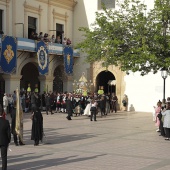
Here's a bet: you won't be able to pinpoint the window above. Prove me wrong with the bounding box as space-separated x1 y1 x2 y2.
56 23 64 44
28 16 37 39
0 10 3 32
98 0 115 10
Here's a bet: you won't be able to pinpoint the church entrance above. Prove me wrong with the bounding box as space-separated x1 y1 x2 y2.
53 66 64 93
96 71 115 94
20 63 39 92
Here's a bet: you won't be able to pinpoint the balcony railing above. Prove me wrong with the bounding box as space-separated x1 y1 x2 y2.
0 35 80 57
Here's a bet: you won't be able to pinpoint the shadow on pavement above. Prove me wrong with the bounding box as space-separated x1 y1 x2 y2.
8 154 107 170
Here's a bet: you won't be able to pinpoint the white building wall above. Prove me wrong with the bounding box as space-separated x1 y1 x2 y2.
73 0 168 112
125 72 170 112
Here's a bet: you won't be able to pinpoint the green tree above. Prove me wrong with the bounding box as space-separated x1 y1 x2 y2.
76 0 170 75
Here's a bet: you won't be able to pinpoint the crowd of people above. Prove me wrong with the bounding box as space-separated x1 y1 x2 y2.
0 90 120 170
154 97 170 140
2 90 119 120
29 31 71 45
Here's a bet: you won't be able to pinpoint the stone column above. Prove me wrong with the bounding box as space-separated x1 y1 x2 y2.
63 75 73 92
12 0 16 36
39 5 42 33
6 0 10 35
2 75 22 94
24 1 28 38
38 75 54 94
48 2 51 34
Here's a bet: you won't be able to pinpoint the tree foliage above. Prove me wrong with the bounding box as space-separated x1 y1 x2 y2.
76 0 170 75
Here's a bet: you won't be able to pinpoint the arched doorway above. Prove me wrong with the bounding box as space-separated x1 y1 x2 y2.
53 66 64 93
96 71 115 94
20 63 39 92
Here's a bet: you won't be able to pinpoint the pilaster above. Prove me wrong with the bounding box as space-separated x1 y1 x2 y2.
63 75 73 92
12 0 16 36
6 0 10 35
38 75 55 94
2 74 22 94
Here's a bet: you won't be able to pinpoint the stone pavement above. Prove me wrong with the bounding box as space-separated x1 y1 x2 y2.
2 111 170 170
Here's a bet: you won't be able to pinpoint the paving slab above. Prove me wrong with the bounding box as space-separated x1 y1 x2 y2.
1 111 170 170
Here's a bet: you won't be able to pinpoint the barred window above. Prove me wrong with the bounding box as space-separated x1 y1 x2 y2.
98 0 115 10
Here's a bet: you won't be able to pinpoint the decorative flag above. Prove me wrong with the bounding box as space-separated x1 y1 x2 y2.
37 41 49 75
0 35 17 73
15 88 24 143
63 46 73 74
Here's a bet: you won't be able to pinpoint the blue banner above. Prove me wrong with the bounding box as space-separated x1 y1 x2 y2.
63 46 73 74
37 41 49 75
0 36 17 73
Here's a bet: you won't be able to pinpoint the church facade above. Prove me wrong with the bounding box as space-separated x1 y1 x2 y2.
0 0 169 112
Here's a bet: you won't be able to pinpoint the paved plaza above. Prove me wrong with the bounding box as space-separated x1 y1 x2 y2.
2 111 170 170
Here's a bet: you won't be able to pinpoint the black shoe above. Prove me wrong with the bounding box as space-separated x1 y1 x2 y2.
94 120 97 121
91 120 93 121
15 143 19 146
51 112 54 115
34 144 39 146
19 142 25 146
66 116 72 120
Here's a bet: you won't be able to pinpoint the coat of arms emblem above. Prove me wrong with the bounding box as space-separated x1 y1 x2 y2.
3 45 14 64
37 46 48 70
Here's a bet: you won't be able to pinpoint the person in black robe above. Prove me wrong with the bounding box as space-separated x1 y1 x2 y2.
31 107 43 146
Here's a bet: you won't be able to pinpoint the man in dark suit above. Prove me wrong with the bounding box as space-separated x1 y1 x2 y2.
66 95 73 120
0 105 11 170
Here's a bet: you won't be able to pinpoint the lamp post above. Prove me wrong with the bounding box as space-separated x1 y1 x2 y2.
161 69 168 101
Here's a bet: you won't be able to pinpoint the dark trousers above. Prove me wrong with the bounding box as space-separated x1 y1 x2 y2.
13 134 22 145
159 120 165 136
100 107 106 116
46 105 52 114
67 110 72 119
91 111 96 121
0 145 8 170
111 102 117 113
165 128 170 138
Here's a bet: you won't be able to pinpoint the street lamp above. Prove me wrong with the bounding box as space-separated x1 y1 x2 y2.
161 68 168 101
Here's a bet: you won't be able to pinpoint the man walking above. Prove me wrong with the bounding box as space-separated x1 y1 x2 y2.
66 95 73 120
0 104 11 170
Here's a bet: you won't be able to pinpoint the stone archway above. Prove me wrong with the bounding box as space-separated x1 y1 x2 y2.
96 71 115 94
53 65 65 93
20 63 39 92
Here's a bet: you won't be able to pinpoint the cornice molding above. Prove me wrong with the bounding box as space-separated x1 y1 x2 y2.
53 10 68 21
36 0 77 11
24 1 42 15
0 0 10 6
